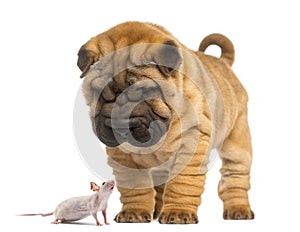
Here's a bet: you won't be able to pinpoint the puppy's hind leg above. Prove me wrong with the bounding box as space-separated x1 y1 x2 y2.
218 110 254 220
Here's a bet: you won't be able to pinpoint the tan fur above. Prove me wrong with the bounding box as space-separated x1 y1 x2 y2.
78 22 254 223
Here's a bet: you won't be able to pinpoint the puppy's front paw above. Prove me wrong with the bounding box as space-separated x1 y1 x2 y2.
158 209 198 224
114 210 152 223
223 205 254 220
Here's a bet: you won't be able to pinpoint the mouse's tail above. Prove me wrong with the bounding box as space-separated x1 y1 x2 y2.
17 212 53 217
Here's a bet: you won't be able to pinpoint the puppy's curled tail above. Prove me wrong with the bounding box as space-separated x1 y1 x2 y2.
199 33 235 66
17 212 53 217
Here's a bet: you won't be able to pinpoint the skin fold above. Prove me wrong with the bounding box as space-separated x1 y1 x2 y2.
77 21 254 223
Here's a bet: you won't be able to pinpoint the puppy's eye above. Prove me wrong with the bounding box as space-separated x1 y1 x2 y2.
127 72 134 79
127 72 137 85
102 182 106 185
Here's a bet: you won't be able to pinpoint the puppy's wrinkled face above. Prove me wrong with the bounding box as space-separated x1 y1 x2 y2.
80 42 182 148
94 69 171 147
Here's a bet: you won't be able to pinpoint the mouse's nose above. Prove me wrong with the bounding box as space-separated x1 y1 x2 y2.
108 180 115 191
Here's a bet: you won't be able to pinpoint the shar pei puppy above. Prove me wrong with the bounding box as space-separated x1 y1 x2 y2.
77 21 254 223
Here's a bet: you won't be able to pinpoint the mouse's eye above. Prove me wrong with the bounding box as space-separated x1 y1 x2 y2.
102 182 106 185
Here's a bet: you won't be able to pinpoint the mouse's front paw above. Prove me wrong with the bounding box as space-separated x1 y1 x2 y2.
114 209 152 223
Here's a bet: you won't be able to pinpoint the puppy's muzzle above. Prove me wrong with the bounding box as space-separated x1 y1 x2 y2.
92 79 171 147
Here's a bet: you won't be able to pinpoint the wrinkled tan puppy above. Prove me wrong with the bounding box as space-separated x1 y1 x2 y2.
77 21 254 223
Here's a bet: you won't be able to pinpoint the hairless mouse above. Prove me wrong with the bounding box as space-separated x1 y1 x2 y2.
18 180 115 226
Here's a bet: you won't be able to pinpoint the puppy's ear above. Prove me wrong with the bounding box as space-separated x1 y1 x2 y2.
90 182 100 191
154 40 182 77
77 45 98 78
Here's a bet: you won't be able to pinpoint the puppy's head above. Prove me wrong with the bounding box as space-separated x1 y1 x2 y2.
77 23 183 148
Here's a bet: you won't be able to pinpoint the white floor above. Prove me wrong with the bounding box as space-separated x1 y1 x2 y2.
6 157 296 231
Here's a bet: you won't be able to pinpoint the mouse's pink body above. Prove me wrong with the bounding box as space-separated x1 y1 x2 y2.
18 180 115 226
52 180 115 225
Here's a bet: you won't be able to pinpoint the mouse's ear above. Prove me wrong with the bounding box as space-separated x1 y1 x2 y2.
90 182 100 191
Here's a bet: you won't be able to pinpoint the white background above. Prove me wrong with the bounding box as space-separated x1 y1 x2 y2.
1 0 300 231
